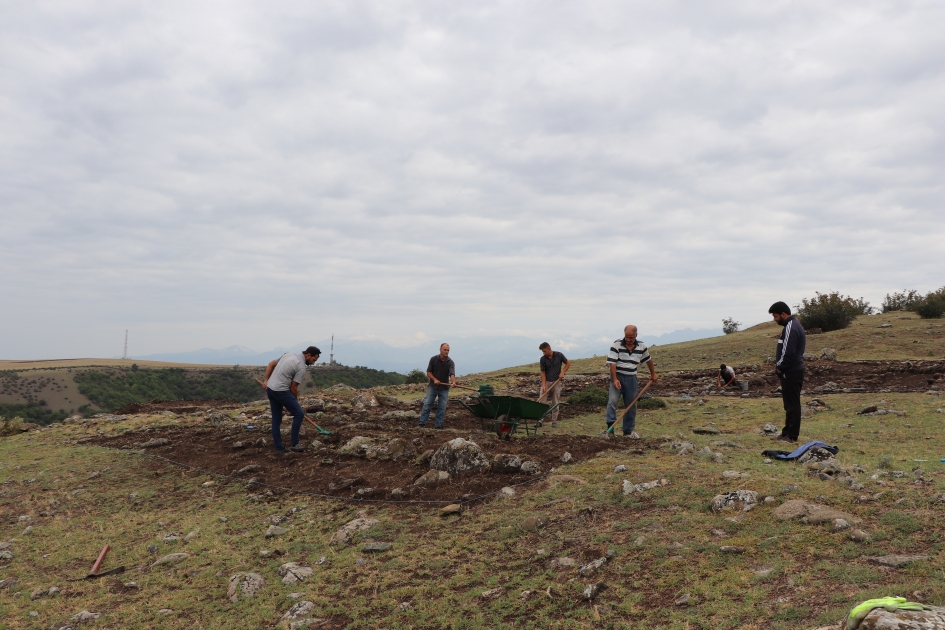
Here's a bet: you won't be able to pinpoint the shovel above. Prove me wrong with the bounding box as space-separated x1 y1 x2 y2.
603 380 653 435
68 545 125 581
255 378 333 435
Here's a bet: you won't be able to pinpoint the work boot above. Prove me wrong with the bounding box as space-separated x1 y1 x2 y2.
552 421 557 428
289 444 306 452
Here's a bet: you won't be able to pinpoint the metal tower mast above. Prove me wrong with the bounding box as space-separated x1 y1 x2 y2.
123 330 128 360
330 335 334 365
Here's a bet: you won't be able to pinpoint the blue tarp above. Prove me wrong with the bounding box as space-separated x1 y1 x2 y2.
762 440 839 460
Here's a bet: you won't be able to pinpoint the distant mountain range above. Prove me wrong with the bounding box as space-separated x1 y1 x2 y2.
133 328 722 375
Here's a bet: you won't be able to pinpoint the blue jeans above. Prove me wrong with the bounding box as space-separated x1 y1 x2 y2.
267 388 304 450
606 374 639 435
418 385 449 428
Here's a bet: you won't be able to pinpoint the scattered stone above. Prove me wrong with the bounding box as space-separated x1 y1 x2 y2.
719 546 745 553
832 518 850 531
820 348 837 361
561 452 572 463
622 478 669 494
123 583 136 589
70 611 102 622
521 516 546 531
157 609 174 615
280 600 316 622
712 452 726 463
415 449 434 466
722 471 749 479
857 405 879 415
480 587 504 600
235 464 261 475
266 525 288 538
440 504 462 516
693 426 720 435
429 438 491 475
633 536 646 547
137 438 169 448
613 465 628 473
582 582 606 601
491 453 523 472
414 470 450 486
762 424 779 435
578 557 607 576
499 486 516 497
151 553 189 568
763 496 776 505
866 554 928 568
520 461 541 474
362 542 392 553
49 586 60 596
848 529 870 542
329 514 378 546
278 563 314 584
711 490 758 512
751 566 773 577
774 499 860 524
163 533 181 544
31 588 45 600
674 593 691 606
519 590 533 601
549 557 577 569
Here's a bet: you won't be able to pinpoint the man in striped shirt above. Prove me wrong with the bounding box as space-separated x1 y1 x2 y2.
606 325 658 435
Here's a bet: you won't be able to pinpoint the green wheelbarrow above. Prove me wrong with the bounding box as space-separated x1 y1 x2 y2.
458 386 565 439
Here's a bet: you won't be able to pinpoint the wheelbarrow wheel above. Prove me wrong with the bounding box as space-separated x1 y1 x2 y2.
495 414 513 440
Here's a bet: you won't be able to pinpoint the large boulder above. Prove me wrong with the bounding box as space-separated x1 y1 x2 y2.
774 499 860 524
429 438 491 476
227 573 265 603
858 603 945 629
379 438 415 461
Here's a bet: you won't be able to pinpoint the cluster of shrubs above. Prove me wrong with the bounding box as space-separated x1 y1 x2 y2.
882 286 945 319
795 292 874 333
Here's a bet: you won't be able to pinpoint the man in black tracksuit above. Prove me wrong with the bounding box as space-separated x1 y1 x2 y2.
769 301 806 443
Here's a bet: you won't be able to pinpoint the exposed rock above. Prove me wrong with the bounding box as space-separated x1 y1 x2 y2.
137 438 170 448
520 461 541 474
379 438 415 461
622 479 669 495
849 529 871 542
415 449 434 466
376 395 399 407
429 438 491 476
797 448 839 465
382 410 418 420
235 464 261 475
281 600 316 622
480 587 504 600
857 405 879 415
711 490 758 512
722 471 749 479
856 603 945 629
413 470 450 486
762 424 779 435
578 557 607 576
560 452 572 463
329 514 378 546
351 394 378 407
227 573 266 603
674 593 691 606
719 546 745 553
362 542 392 553
693 427 720 435
338 436 374 457
549 557 577 569
820 348 837 361
328 478 361 492
613 465 628 473
70 610 102 622
151 553 189 568
866 554 929 568
440 504 461 516
774 499 860 524
266 525 288 538
833 519 850 531
278 563 314 584
491 453 523 472
499 486 515 497
583 582 606 600
521 516 546 531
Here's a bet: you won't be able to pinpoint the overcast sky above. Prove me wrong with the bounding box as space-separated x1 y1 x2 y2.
2 1 943 360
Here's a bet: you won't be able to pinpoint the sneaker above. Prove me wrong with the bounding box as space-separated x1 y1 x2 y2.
433 425 444 430
289 445 306 452
274 448 289 456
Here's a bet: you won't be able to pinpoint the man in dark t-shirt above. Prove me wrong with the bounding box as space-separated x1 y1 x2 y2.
418 343 456 429
538 342 570 427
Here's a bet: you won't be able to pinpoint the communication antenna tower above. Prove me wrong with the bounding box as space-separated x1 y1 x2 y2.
330 334 334 365
123 330 128 360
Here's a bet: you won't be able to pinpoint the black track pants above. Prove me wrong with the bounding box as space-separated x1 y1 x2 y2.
780 369 804 440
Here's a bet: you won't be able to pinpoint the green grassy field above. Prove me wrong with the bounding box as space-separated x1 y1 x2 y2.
2 389 943 629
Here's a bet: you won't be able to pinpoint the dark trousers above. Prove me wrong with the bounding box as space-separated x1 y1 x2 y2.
779 369 804 440
266 388 304 450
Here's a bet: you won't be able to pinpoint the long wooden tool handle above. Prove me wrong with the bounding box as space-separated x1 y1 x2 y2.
451 384 480 392
90 545 109 575
537 377 563 402
618 380 653 422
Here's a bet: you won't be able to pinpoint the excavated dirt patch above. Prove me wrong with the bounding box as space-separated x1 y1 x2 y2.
87 424 658 503
114 398 243 415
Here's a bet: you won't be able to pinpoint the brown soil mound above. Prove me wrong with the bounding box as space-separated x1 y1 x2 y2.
87 424 657 503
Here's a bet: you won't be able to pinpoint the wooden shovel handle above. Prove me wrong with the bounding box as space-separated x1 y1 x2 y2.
617 380 654 422
90 545 109 575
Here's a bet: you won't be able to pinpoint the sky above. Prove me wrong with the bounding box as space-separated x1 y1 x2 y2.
2 1 943 361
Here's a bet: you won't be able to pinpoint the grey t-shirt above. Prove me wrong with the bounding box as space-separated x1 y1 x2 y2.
268 352 307 392
720 366 735 382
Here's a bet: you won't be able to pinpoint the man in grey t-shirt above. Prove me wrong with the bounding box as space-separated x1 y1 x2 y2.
261 346 321 454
